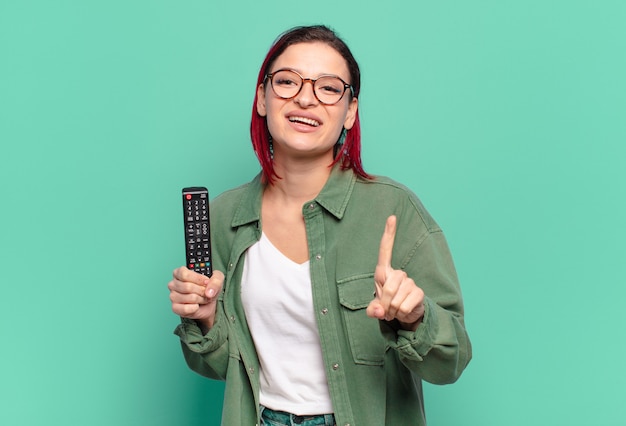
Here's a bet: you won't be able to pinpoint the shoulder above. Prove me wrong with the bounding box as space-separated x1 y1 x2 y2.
211 174 262 212
204 174 263 237
353 175 441 233
211 182 252 211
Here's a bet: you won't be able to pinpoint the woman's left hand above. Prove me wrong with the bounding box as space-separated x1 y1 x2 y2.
366 215 425 331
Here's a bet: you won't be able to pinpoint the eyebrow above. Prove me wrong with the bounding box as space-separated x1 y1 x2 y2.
270 67 348 82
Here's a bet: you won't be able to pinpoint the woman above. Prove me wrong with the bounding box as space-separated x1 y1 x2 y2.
168 25 471 426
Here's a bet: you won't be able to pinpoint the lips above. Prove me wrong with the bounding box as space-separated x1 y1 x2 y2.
287 115 321 127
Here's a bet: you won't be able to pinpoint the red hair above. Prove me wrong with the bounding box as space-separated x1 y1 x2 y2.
250 25 370 183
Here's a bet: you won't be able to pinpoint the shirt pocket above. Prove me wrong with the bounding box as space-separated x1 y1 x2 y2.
337 274 387 366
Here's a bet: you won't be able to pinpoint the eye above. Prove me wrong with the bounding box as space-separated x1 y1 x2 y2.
272 70 302 88
318 84 341 94
275 78 298 87
316 77 344 94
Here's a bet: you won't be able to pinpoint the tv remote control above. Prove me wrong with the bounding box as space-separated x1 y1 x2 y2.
182 187 212 277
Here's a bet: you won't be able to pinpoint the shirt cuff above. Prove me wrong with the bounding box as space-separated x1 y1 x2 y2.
380 296 438 361
174 317 227 354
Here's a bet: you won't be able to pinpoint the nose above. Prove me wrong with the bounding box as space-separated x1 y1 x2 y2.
294 79 318 107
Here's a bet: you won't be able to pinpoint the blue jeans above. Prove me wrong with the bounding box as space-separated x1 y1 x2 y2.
260 406 336 426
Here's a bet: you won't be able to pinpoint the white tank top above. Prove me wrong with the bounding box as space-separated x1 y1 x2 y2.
241 233 333 415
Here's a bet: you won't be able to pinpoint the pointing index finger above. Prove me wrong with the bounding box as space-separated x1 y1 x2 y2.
377 215 397 268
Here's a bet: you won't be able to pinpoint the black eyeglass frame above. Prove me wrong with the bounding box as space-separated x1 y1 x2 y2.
264 68 355 105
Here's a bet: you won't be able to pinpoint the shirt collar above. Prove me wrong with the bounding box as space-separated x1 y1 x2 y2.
231 164 358 227
315 164 357 220
231 173 264 227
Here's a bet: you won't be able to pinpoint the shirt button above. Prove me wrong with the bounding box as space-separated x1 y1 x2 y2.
248 367 255 374
228 263 234 270
332 363 339 370
230 315 235 322
308 203 315 210
321 308 328 315
315 254 322 260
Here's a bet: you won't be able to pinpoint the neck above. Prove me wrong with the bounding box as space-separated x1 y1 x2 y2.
266 154 334 203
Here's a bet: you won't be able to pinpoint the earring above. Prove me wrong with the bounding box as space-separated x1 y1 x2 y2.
268 137 274 159
334 128 347 157
337 128 347 146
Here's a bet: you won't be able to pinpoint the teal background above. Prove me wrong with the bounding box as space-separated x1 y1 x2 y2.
1 1 625 425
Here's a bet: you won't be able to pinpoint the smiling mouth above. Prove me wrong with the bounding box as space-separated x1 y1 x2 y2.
288 116 321 127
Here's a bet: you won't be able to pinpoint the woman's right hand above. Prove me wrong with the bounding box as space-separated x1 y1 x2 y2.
168 267 225 332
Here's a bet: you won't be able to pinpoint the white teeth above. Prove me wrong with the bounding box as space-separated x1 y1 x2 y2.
289 116 320 127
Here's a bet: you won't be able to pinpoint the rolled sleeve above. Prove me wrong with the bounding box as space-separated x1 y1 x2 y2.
173 316 230 380
380 296 438 361
175 317 227 354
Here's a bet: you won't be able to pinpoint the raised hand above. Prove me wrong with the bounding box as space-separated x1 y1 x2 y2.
168 267 225 332
366 215 425 331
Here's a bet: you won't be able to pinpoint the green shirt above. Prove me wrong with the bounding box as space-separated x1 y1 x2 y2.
174 165 472 426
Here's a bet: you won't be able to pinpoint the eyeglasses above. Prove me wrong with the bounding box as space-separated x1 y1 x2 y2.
265 68 354 105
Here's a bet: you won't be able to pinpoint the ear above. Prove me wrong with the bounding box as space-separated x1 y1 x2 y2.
343 97 358 130
256 84 267 117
